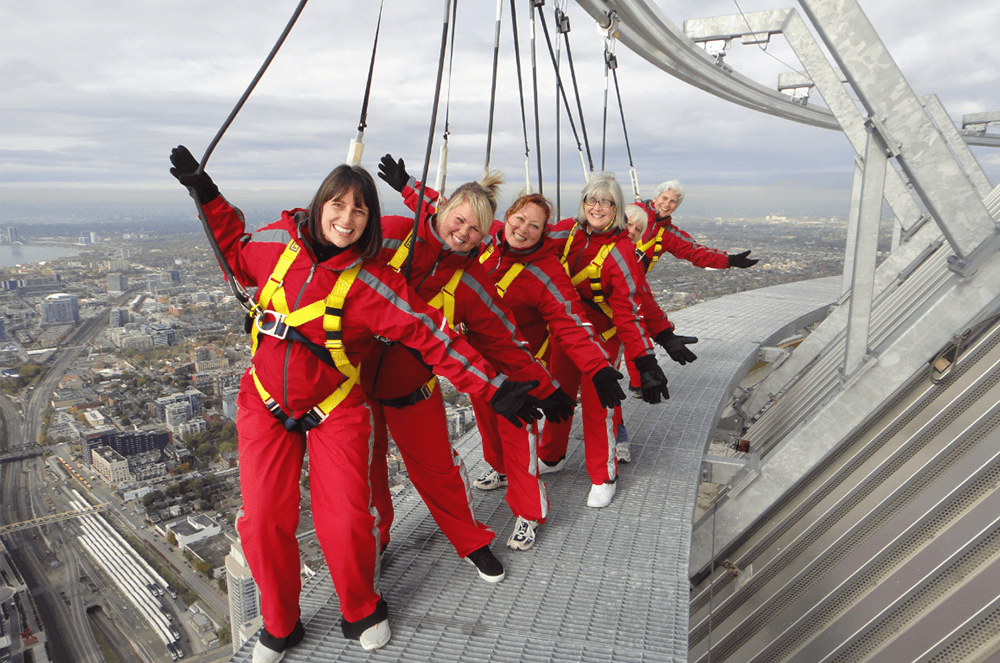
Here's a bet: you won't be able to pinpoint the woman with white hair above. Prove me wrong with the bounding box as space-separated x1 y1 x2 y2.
637 180 758 273
536 173 689 508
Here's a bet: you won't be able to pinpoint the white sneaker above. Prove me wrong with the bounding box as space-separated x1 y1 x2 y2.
252 641 284 663
538 456 566 475
473 468 508 490
587 482 617 508
615 443 631 463
506 516 539 550
359 619 391 650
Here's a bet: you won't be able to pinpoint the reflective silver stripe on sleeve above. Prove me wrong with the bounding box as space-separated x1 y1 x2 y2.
382 237 404 250
357 268 493 383
253 227 294 244
524 263 610 362
665 225 726 256
459 272 533 355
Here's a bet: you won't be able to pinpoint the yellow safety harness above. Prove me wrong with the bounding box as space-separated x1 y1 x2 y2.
560 225 618 341
249 239 362 431
478 244 549 362
635 226 666 273
389 230 464 330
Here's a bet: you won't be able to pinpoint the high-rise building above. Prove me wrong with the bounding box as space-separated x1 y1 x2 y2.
5 227 16 243
108 273 128 292
38 293 79 324
109 308 129 328
225 539 262 653
90 231 99 243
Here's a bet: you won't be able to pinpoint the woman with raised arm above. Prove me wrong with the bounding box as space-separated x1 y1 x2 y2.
169 147 538 660
359 167 574 572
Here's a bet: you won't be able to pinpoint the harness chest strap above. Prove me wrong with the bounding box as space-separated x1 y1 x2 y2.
636 226 666 272
561 226 617 342
250 239 362 424
390 230 463 329
480 246 549 362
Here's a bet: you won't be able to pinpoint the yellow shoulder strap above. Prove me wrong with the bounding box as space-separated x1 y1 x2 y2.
494 263 525 298
388 230 414 273
478 244 495 265
426 268 464 328
321 263 362 383
251 240 300 355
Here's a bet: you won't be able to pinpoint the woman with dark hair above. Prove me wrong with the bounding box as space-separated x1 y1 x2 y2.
169 146 538 660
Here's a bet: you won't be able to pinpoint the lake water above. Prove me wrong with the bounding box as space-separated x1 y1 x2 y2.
0 244 80 268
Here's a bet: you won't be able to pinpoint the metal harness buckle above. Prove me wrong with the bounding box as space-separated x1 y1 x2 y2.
255 310 290 340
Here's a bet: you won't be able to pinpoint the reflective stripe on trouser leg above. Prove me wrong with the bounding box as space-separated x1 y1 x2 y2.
366 397 394 545
537 339 582 464
579 336 622 484
383 388 495 558
494 414 548 522
306 387 384 623
235 370 306 638
471 392 505 473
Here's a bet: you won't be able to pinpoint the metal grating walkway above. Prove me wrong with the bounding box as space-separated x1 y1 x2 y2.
230 276 841 663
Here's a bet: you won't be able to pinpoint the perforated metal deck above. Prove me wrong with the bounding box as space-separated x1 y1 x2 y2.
230 276 841 663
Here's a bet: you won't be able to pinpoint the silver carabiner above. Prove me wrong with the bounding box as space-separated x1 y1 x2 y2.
255 310 290 340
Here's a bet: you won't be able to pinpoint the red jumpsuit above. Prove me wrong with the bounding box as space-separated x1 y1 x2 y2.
362 211 555 552
205 196 502 635
538 217 668 485
635 201 730 273
473 220 615 521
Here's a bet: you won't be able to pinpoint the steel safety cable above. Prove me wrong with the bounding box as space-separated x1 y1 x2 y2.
435 0 460 193
601 39 611 171
528 0 545 196
509 0 534 193
612 61 642 201
554 2 569 219
347 0 386 166
406 0 456 282
483 0 505 174
548 6 593 174
533 3 591 180
188 0 311 313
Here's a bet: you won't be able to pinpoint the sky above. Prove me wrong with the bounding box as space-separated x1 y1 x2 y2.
1 0 998 224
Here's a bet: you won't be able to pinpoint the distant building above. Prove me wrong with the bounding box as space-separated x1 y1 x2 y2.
107 273 128 292
38 293 79 324
154 390 205 422
222 387 240 421
166 514 221 550
164 402 192 428
109 307 129 327
90 232 99 243
0 317 5 341
226 540 262 653
91 446 130 486
78 235 90 245
5 226 16 243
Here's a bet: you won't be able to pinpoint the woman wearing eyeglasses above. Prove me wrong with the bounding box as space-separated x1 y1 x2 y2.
536 173 681 508
169 147 540 659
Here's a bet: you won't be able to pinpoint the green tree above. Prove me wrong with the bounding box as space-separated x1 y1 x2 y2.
167 531 177 547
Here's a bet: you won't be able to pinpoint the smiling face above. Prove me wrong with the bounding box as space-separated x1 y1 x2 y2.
435 200 484 252
627 220 644 244
583 195 616 231
505 202 547 250
320 189 369 248
652 189 679 218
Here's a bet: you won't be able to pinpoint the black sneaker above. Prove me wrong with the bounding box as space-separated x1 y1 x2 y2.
465 545 505 583
252 620 304 663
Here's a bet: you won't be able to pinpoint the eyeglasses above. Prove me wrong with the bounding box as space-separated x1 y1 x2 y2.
584 196 615 208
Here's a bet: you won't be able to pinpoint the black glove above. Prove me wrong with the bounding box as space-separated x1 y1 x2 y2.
489 379 541 428
591 367 626 409
538 388 576 423
633 355 669 404
377 154 410 193
728 250 758 268
655 329 699 365
169 145 219 203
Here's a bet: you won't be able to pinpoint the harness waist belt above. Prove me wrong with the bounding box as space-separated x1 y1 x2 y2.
377 377 437 409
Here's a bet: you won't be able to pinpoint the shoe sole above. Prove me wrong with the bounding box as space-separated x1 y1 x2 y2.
507 535 535 550
465 557 505 583
538 459 565 475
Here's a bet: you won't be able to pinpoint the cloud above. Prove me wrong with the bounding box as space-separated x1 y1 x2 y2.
1 0 997 221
